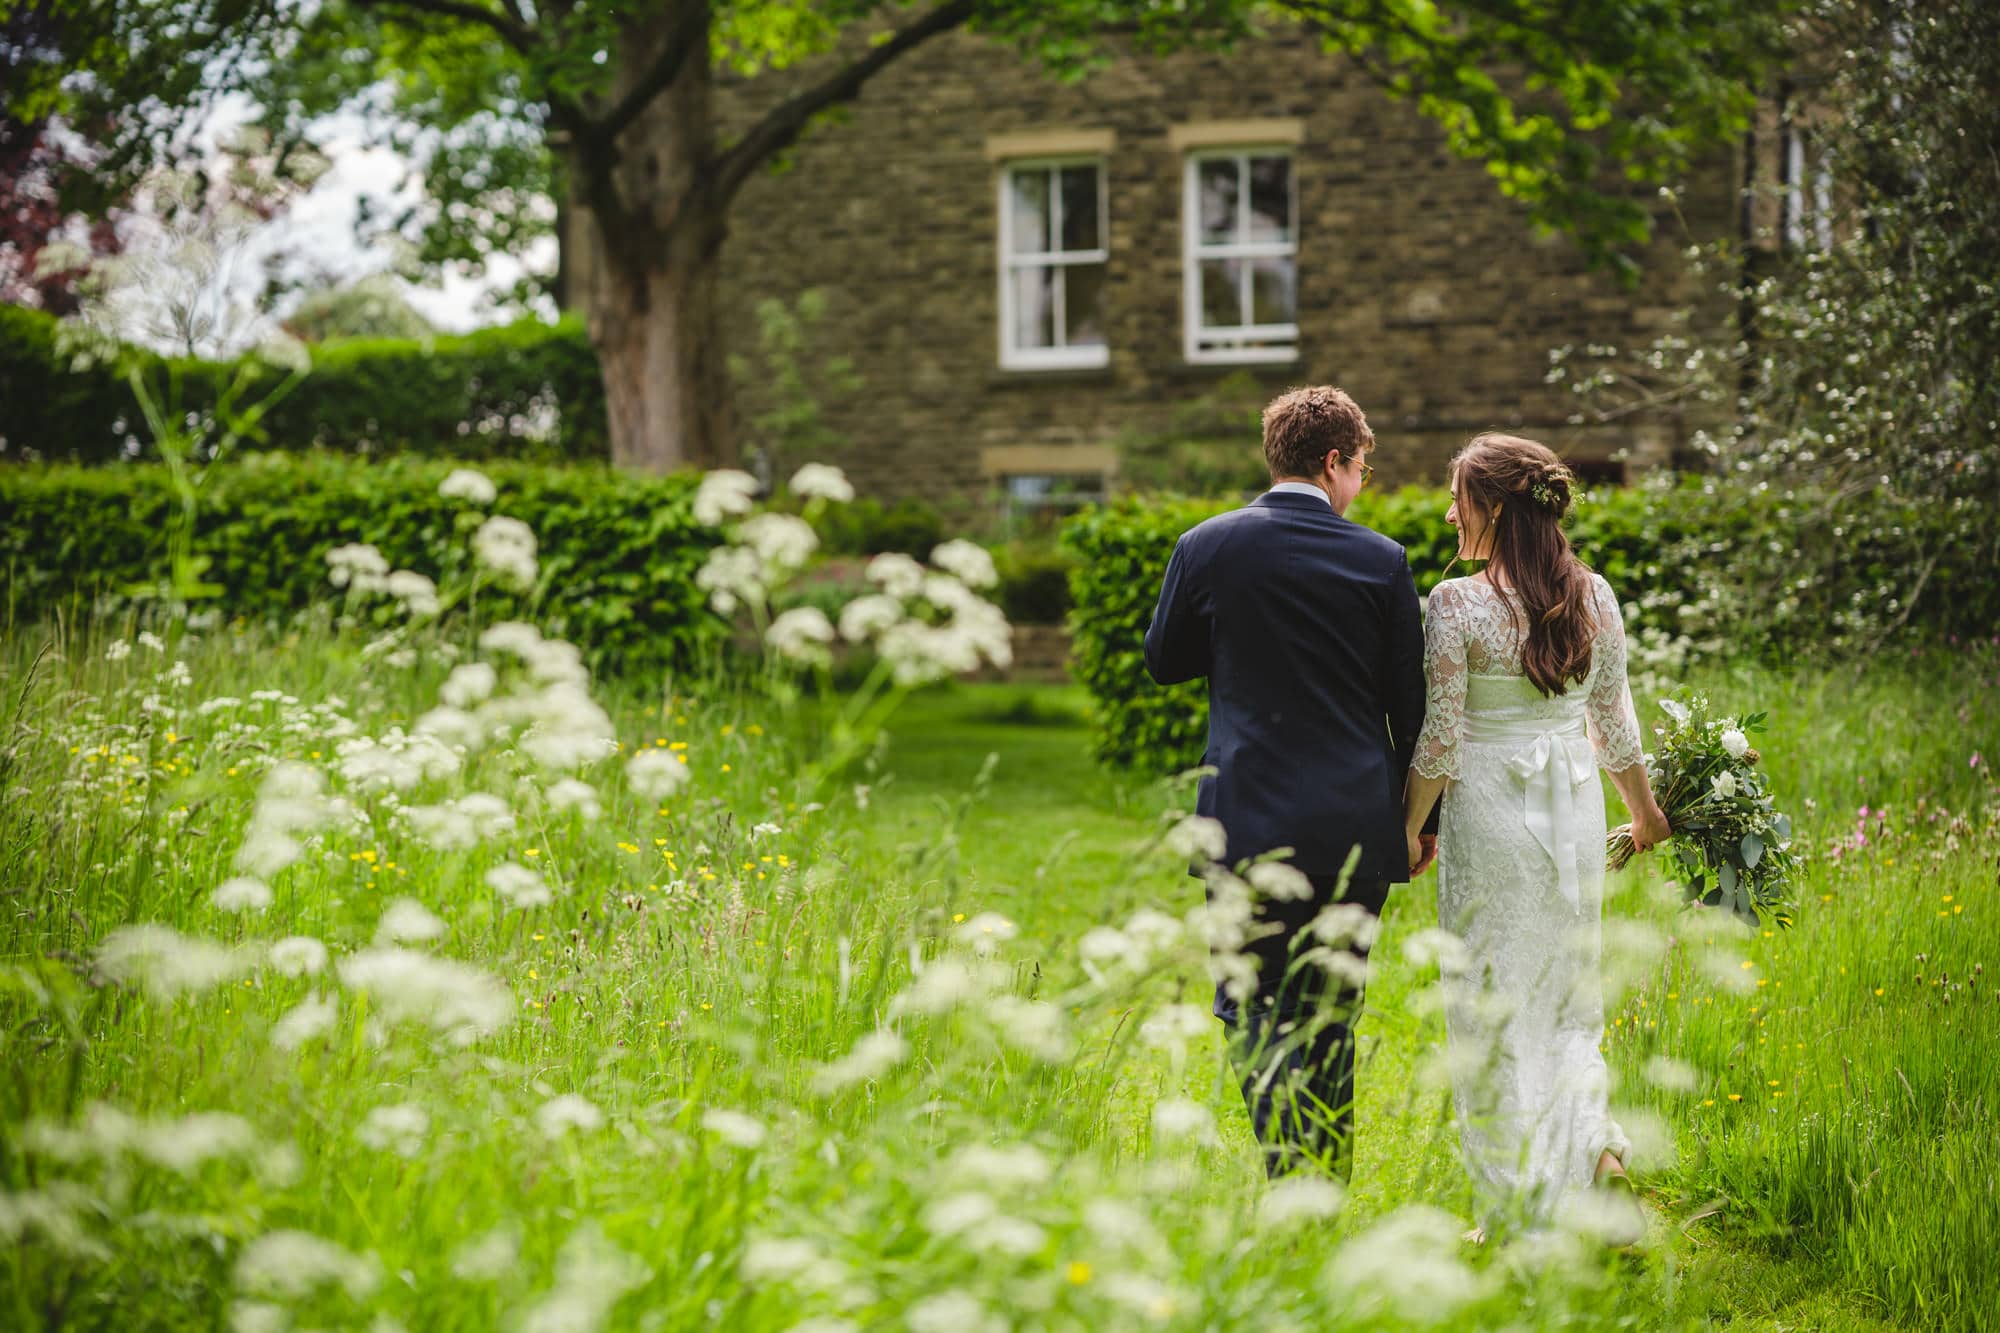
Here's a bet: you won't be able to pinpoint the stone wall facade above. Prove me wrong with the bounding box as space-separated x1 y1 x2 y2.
713 27 1737 503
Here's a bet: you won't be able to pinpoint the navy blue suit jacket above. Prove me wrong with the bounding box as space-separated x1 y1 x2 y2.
1143 490 1429 885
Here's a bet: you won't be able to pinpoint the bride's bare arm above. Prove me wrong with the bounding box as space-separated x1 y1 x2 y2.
1607 762 1671 851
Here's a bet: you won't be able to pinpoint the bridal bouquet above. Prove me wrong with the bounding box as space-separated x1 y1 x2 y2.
1608 692 1798 923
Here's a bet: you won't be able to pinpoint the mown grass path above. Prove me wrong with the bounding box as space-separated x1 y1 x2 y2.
869 678 1993 1330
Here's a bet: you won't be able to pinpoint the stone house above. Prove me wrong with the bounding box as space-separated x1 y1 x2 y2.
713 26 1739 517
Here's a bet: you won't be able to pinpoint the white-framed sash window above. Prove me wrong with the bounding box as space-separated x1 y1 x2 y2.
1182 149 1297 363
997 157 1109 371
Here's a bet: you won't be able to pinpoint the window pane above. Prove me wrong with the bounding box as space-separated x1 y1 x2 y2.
1011 265 1056 348
1248 156 1292 243
1251 256 1296 325
1058 165 1100 253
1197 158 1239 245
1063 261 1106 346
1008 169 1050 254
1199 259 1242 328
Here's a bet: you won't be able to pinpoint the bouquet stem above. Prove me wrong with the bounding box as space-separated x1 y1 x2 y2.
1606 824 1638 871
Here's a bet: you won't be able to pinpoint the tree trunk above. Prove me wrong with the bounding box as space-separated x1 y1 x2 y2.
573 6 734 474
587 221 732 473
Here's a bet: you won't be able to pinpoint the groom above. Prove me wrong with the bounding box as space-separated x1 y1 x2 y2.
1143 385 1433 1180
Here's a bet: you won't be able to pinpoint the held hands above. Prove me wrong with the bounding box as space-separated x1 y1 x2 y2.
1406 831 1438 879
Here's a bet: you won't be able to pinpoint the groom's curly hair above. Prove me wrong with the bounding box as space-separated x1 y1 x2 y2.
1262 386 1374 481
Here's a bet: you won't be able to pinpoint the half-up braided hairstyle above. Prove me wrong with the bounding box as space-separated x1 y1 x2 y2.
1451 433 1596 697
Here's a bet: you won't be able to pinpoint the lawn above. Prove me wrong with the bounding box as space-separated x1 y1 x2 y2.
1 613 1994 1331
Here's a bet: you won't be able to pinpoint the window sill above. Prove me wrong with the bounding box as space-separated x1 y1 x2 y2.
987 364 1118 388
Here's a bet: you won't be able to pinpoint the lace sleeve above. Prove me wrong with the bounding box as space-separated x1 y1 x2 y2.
1585 575 1645 772
1412 581 1469 780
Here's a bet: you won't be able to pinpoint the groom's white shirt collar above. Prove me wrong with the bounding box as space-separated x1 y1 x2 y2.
1266 481 1332 508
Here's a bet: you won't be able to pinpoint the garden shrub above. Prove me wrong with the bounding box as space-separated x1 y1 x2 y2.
0 454 719 676
1061 480 1999 775
0 305 608 463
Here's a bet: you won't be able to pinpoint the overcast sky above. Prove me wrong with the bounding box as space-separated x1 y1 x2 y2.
204 94 552 334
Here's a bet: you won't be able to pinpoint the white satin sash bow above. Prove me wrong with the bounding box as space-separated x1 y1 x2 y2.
1465 710 1596 912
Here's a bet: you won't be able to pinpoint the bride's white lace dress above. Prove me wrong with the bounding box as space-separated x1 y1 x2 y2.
1412 573 1644 1226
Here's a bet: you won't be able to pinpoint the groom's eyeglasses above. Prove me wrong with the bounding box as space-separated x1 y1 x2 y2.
1337 452 1375 489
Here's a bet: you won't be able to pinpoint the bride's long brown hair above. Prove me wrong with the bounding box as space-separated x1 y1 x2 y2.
1451 433 1597 697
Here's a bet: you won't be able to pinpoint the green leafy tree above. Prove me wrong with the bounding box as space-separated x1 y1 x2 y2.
284 275 441 343
9 0 1790 474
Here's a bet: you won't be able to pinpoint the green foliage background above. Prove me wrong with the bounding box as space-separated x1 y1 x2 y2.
1060 482 1998 774
0 454 720 677
0 305 607 463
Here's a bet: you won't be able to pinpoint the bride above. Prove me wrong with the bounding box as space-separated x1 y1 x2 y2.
1400 433 1671 1240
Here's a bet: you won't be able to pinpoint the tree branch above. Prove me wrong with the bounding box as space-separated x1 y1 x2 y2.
709 0 978 211
353 0 535 55
591 0 711 146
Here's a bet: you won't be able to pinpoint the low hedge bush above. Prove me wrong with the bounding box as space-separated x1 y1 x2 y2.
0 454 719 676
1062 482 1998 774
0 304 608 463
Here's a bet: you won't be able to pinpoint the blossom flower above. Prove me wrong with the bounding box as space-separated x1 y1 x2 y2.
1309 901 1381 950
836 593 903 643
1400 927 1468 972
738 512 819 571
740 1236 847 1290
358 1104 429 1158
987 996 1070 1062
931 539 998 589
1165 814 1228 864
519 681 618 769
336 947 512 1045
864 551 926 599
235 1230 382 1301
451 1227 520 1282
692 469 758 526
1257 1176 1346 1229
921 1191 997 1237
414 704 485 751
534 1093 605 1138
1712 771 1740 799
700 1108 767 1150
1151 1098 1217 1146
440 662 498 708
210 876 272 914
696 545 767 615
907 1291 1003 1333
385 569 440 618
1720 728 1750 759
810 1028 909 1094
1247 861 1313 902
952 911 1017 954
1139 1003 1211 1052
627 747 691 801
325 543 389 592
954 1143 1052 1189
887 957 1000 1016
104 639 132 662
788 462 855 502
96 924 249 1000
546 777 603 820
438 467 498 505
516 1225 649 1333
267 936 329 977
376 898 445 944
472 515 538 591
1324 1206 1487 1324
486 862 552 908
766 607 836 665
271 994 340 1050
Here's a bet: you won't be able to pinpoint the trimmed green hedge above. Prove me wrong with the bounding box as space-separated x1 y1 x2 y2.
0 304 608 463
1060 482 1998 774
0 455 720 676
